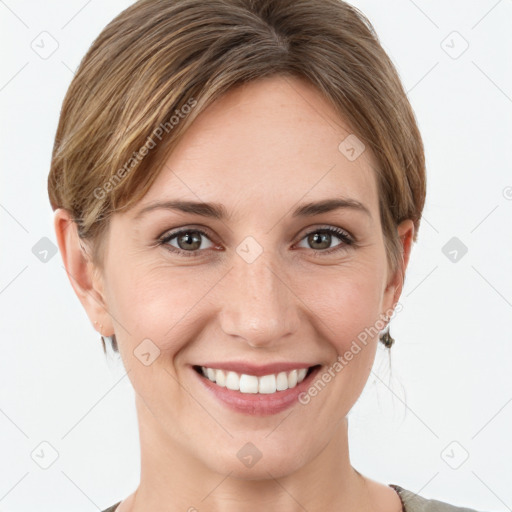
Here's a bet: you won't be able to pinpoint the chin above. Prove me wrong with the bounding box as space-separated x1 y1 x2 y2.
196 436 311 481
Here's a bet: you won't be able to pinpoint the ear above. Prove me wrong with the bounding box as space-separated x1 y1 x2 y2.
53 208 114 336
382 219 415 315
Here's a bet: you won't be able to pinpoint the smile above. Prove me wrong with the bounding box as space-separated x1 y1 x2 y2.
196 365 312 394
192 363 322 415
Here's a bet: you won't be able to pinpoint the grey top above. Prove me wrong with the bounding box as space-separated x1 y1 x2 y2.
390 485 482 511
101 484 483 511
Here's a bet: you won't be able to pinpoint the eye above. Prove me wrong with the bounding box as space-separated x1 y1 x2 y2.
159 228 215 257
296 226 354 255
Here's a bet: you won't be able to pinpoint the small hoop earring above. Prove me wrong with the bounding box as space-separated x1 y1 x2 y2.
379 326 395 348
100 334 118 355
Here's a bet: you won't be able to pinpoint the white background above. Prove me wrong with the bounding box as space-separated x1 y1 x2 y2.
1 1 511 511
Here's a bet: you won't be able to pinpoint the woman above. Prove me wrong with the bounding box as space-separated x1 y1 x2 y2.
48 0 482 511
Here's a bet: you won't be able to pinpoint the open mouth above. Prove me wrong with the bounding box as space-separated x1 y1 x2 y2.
193 364 321 395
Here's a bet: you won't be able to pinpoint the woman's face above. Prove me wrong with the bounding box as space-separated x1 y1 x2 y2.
78 75 412 478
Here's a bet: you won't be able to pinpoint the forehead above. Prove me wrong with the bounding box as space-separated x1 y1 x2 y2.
133 75 379 220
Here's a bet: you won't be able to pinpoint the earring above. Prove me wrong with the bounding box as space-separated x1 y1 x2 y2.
100 334 119 355
379 325 395 348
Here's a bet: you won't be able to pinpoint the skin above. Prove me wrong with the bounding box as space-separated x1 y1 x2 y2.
55 75 413 512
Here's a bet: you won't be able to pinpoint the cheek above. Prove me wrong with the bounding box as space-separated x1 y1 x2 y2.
105 261 211 353
294 260 387 351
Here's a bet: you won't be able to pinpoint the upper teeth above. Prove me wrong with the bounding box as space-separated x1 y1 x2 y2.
200 366 309 394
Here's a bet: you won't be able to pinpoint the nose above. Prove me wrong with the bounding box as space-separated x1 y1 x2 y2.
218 252 300 348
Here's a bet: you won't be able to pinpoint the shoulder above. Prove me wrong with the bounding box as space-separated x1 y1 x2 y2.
101 502 121 512
390 484 484 512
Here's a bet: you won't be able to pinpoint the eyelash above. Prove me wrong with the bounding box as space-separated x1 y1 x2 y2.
157 226 356 258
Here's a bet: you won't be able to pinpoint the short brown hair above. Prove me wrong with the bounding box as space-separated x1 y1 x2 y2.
48 0 426 295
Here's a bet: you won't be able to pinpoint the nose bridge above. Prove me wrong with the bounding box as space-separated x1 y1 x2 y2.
218 247 299 346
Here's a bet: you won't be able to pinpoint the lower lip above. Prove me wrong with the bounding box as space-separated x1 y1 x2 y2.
191 365 322 416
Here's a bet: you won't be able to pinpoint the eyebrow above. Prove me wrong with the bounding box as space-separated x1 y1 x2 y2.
133 197 372 221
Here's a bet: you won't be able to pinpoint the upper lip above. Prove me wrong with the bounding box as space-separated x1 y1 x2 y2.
194 361 318 376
